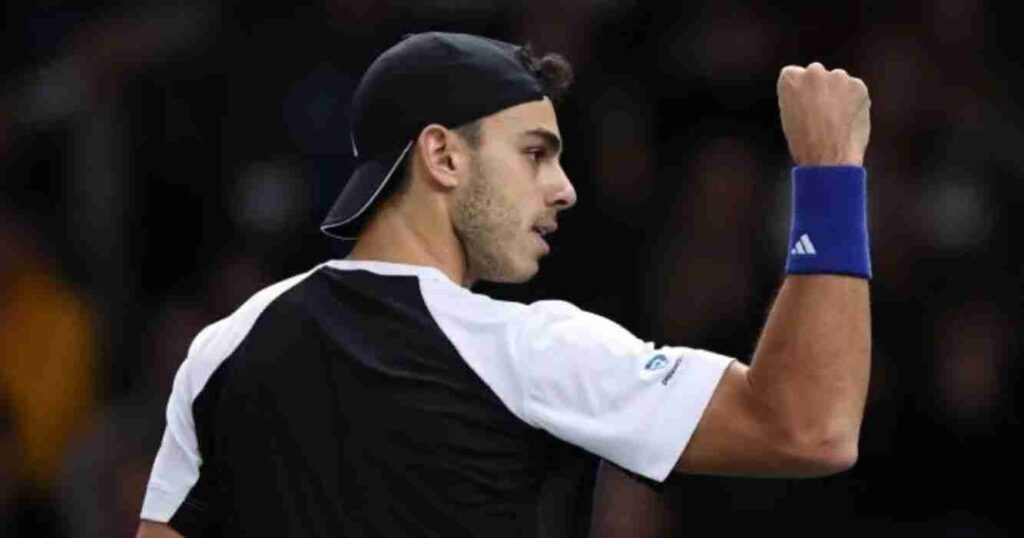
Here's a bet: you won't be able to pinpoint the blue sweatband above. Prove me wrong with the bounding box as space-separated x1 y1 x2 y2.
785 166 871 279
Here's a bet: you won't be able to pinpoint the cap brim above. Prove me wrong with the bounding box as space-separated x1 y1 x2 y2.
320 141 413 240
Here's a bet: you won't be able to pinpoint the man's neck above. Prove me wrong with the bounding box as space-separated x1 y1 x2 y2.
346 205 473 287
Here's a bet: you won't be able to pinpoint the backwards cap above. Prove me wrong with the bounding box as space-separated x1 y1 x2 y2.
321 32 547 239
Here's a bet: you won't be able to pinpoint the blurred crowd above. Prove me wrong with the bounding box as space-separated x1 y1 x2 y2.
1 0 1019 535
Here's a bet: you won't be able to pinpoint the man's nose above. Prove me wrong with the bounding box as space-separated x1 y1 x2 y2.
548 164 577 210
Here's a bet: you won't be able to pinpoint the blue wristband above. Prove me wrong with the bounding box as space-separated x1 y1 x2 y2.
785 166 871 279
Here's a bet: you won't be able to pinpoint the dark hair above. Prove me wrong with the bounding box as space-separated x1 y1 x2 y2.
375 43 573 210
515 43 574 103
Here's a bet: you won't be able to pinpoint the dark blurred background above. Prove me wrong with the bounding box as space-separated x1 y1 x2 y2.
1 0 1020 536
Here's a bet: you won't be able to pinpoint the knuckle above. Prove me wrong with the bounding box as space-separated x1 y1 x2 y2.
778 68 802 89
780 65 802 78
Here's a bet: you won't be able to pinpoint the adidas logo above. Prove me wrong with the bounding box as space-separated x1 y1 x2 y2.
790 234 817 256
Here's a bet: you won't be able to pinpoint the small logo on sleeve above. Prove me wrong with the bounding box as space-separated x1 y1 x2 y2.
644 354 669 371
660 358 683 385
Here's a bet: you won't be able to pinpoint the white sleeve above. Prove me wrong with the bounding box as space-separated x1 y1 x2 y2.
139 323 217 523
512 300 736 482
140 367 201 521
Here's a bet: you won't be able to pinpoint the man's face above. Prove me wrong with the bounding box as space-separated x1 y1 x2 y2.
452 98 577 284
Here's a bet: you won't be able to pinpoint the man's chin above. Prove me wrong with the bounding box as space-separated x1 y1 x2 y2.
483 258 540 285
509 266 539 284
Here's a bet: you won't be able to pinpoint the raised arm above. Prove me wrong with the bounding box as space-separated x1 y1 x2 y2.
590 60 871 537
675 62 872 478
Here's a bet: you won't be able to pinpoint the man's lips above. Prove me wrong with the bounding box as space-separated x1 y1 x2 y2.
532 223 557 237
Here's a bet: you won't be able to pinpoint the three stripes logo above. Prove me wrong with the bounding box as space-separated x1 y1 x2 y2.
790 233 817 256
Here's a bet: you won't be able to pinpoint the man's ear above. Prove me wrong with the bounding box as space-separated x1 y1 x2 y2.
415 124 469 190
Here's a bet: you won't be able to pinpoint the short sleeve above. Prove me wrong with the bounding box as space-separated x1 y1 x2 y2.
140 322 220 531
512 300 736 482
141 363 204 524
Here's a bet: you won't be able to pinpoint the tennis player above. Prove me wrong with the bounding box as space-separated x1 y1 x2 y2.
138 32 871 537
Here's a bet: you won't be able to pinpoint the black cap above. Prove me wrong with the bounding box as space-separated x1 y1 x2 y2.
321 32 547 240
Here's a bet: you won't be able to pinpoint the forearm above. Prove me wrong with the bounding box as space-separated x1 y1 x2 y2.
747 273 870 463
750 64 873 463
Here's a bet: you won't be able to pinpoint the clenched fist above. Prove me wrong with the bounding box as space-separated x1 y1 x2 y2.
777 62 871 166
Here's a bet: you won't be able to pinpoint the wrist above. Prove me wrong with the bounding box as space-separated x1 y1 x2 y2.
785 166 871 279
793 154 864 167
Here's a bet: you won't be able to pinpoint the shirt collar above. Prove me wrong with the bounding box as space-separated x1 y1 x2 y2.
324 259 457 286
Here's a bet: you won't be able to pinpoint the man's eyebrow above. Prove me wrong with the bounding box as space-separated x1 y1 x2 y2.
521 128 562 156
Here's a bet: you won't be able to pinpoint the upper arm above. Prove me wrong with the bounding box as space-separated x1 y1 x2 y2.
136 520 185 538
674 360 843 477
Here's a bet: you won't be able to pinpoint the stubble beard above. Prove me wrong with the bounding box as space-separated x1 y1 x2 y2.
452 154 530 284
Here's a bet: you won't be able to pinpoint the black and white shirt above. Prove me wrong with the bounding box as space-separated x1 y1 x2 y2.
141 260 735 536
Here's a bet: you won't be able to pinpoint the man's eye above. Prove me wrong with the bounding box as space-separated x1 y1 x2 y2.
526 149 545 161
